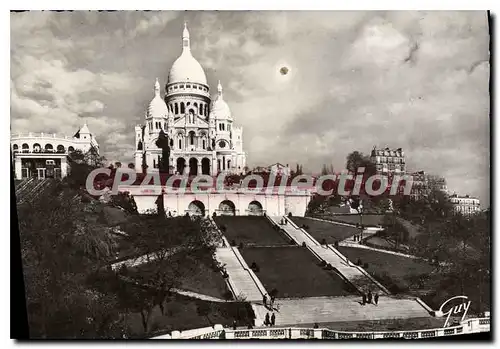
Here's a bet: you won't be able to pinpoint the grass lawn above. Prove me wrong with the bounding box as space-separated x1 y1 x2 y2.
178 259 229 299
291 217 360 243
128 250 230 300
336 247 435 294
239 246 358 298
125 294 254 338
214 216 290 246
297 317 446 332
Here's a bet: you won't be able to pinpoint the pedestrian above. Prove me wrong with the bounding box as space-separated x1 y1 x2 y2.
367 291 373 304
280 218 283 225
265 313 270 327
271 295 275 309
233 320 237 330
362 293 366 305
374 293 379 305
263 294 268 308
271 313 276 326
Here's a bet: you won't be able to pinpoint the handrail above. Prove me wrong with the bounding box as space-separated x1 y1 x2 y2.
155 317 490 339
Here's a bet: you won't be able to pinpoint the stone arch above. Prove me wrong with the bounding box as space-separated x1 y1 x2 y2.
218 200 236 216
201 157 210 175
22 143 29 152
188 200 205 216
248 200 264 216
68 146 75 153
33 143 41 152
12 144 18 152
176 157 186 175
189 157 198 176
57 144 65 153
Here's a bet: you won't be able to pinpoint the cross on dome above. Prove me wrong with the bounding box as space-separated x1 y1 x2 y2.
182 21 190 50
154 77 160 96
217 80 223 98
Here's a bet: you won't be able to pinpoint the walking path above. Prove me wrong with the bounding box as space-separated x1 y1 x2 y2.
214 247 266 302
252 296 431 326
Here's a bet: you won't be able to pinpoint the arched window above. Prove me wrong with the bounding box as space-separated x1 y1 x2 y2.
178 138 182 149
202 139 206 149
164 122 167 129
12 144 18 152
181 102 185 114
175 103 179 114
205 105 208 116
68 146 74 153
57 145 65 153
193 102 198 109
189 131 195 145
199 103 203 115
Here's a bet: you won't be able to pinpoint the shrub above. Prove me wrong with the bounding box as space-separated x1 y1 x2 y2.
289 238 296 245
302 242 306 247
318 260 327 267
321 238 327 245
325 263 333 270
334 241 339 248
224 290 234 300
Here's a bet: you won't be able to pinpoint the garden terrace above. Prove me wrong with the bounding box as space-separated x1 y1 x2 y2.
291 217 360 243
214 216 290 246
336 247 435 294
239 246 358 298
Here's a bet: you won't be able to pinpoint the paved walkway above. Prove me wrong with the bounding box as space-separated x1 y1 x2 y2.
252 296 431 326
215 247 265 302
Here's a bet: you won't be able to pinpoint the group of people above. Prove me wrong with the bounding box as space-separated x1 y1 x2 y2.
263 294 276 310
264 312 276 327
361 290 379 305
279 218 288 225
352 234 363 242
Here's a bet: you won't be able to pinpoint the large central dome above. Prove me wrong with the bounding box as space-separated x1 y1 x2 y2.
167 23 207 85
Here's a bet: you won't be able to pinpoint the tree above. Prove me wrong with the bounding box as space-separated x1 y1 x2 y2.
345 151 376 176
18 188 123 338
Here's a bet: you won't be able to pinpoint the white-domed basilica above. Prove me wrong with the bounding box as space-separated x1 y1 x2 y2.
134 23 247 176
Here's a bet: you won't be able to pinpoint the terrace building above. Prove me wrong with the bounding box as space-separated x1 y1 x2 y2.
410 170 448 200
450 194 481 215
370 146 406 175
10 123 99 180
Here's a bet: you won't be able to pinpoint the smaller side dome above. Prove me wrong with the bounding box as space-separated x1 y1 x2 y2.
147 78 169 119
210 80 232 120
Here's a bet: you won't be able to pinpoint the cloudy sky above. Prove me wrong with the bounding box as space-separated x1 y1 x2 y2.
10 11 490 205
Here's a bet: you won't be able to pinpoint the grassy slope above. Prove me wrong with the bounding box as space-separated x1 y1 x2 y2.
292 217 359 243
240 246 358 298
336 247 435 294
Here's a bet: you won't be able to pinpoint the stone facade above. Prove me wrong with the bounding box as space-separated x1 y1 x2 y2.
120 185 311 217
134 24 246 176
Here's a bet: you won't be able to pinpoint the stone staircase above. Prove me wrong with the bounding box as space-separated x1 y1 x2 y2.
310 245 389 294
253 296 431 327
268 216 319 246
215 247 265 302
